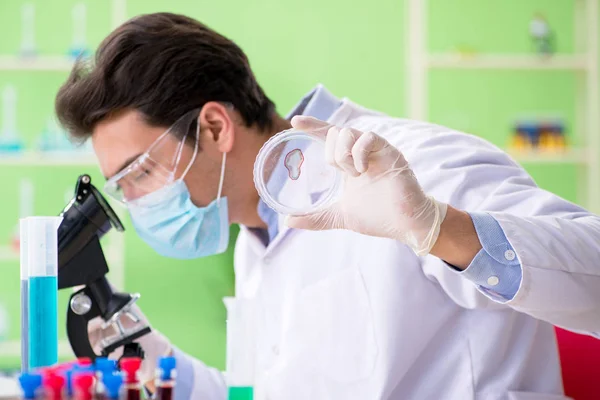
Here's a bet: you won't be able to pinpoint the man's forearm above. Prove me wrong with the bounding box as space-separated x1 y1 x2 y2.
430 205 482 270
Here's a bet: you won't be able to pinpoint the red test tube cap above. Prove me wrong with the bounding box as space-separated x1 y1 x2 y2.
77 357 93 367
43 373 66 399
73 373 95 400
120 358 142 383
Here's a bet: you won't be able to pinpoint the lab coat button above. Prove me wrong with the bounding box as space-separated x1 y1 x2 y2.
504 250 516 261
487 276 499 286
272 345 279 355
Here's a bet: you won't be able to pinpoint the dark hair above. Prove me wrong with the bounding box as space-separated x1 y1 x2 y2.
55 12 275 140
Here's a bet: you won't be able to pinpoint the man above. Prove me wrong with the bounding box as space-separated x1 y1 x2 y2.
56 12 600 400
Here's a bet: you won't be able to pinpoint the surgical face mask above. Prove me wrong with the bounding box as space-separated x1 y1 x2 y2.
106 109 230 259
127 153 229 259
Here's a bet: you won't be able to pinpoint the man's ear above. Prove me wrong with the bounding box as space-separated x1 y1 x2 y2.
199 101 235 153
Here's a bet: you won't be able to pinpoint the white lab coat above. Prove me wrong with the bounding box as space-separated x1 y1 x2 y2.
183 99 600 400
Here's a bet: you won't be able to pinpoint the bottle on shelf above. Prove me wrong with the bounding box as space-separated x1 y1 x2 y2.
38 117 92 154
510 118 567 154
20 3 37 57
0 85 25 153
529 13 555 56
69 3 91 59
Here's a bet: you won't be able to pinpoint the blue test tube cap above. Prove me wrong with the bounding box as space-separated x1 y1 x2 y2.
96 357 117 373
159 356 177 380
18 373 42 399
103 373 124 399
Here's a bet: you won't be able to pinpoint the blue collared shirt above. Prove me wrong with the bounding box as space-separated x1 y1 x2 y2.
457 212 522 301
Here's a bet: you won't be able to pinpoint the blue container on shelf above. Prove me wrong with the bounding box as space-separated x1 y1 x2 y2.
515 122 540 148
0 132 25 153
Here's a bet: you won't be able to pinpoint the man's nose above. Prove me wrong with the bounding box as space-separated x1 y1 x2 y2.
121 181 146 202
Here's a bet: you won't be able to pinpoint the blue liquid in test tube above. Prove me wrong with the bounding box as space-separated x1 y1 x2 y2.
26 216 62 369
29 276 58 367
20 219 29 372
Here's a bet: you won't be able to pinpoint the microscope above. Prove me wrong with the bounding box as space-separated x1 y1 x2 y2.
58 174 151 360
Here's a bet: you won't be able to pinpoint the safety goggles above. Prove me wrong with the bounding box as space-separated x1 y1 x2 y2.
103 109 200 204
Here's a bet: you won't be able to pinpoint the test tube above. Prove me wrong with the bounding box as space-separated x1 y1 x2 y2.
95 357 117 397
120 358 142 400
18 372 43 400
102 373 123 400
26 216 63 369
42 373 66 400
155 357 176 400
73 373 95 400
224 297 256 400
20 218 29 373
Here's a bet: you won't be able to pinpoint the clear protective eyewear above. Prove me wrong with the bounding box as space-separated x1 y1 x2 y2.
103 109 200 204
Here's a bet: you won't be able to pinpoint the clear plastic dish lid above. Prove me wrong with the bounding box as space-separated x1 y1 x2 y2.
254 129 342 216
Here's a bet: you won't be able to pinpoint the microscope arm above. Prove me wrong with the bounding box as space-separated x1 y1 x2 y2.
66 286 102 359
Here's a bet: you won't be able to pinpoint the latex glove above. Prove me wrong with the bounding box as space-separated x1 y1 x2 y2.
88 302 171 385
285 116 448 256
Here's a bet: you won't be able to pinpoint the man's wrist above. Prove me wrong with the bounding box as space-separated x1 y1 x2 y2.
429 206 482 269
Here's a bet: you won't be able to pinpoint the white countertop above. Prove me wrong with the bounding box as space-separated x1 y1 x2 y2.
0 376 20 399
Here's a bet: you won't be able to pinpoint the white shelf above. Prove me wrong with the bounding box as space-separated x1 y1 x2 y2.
426 54 589 71
0 151 97 166
0 55 74 71
507 148 588 164
0 246 17 262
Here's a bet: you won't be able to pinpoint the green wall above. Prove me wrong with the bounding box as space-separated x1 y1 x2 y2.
0 0 593 370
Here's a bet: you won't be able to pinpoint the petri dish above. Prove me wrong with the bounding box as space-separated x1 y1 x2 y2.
254 129 342 216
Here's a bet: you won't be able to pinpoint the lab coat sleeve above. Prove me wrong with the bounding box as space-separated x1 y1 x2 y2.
390 124 600 333
172 346 227 400
490 211 600 335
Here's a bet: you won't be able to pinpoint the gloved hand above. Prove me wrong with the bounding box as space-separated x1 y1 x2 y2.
285 116 448 256
88 302 172 385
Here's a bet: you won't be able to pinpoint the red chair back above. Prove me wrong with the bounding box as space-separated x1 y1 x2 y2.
556 327 600 400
